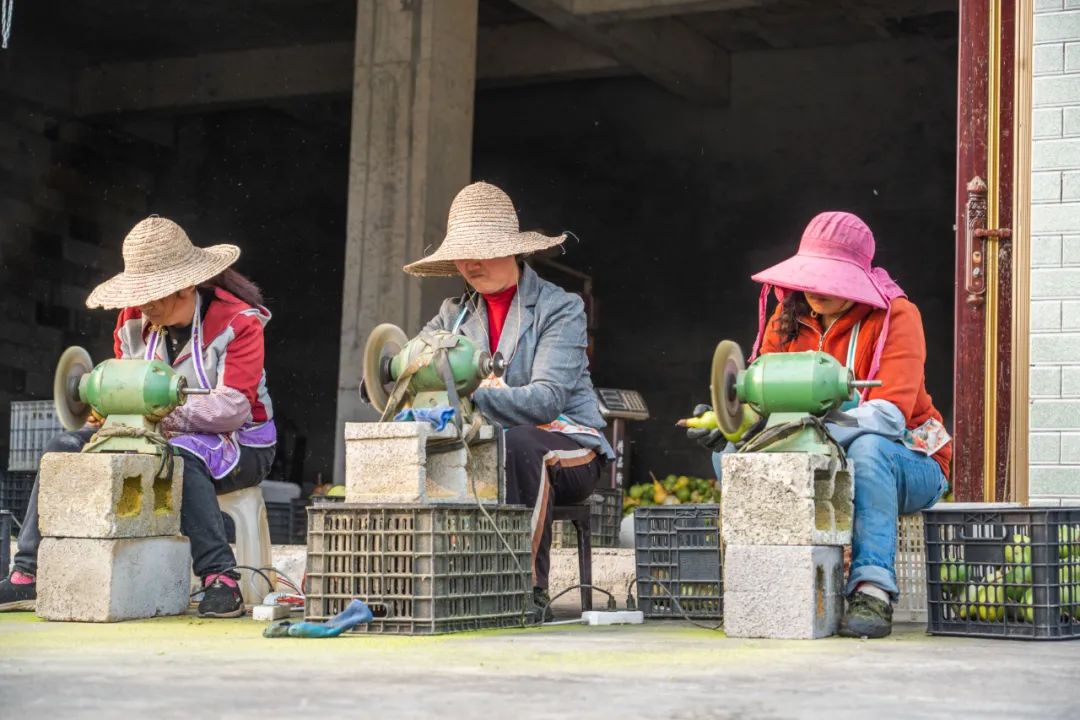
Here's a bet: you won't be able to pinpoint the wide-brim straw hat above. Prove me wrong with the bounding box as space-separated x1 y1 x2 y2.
404 182 566 277
86 216 240 309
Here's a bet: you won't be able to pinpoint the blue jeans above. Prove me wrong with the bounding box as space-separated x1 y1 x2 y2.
846 434 948 599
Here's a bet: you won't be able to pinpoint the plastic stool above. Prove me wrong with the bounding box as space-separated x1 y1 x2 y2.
552 503 593 611
217 486 275 605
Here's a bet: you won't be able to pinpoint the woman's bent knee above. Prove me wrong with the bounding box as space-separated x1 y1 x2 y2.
45 431 89 453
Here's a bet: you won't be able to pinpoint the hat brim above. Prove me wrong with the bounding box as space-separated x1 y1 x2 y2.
752 253 888 309
86 244 241 309
404 231 566 277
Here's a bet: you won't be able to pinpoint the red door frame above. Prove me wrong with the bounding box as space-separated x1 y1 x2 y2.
953 0 1016 502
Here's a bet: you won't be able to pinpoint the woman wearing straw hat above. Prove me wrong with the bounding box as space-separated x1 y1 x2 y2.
403 181 614 620
0 216 276 618
687 212 951 639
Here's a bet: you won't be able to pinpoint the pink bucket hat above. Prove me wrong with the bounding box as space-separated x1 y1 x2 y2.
748 211 906 382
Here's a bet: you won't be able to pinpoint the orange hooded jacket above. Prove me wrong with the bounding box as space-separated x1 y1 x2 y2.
759 297 951 479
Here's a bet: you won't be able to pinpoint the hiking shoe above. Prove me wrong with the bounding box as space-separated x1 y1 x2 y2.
839 591 893 639
197 571 244 618
0 571 37 612
532 587 554 623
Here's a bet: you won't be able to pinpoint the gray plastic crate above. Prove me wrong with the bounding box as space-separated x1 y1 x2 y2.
552 487 621 549
8 401 63 472
304 503 531 635
634 504 722 619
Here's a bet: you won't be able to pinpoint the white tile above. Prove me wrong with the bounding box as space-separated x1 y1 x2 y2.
1035 108 1064 138
1063 367 1080 396
1036 43 1066 74
1067 42 1080 72
1064 172 1080 201
1038 0 1064 11
1032 204 1080 235
1035 11 1080 43
1063 433 1080 462
1031 433 1062 463
1033 300 1063 330
1032 234 1063 265
1064 235 1080 265
1033 172 1063 203
1030 466 1080 496
1032 333 1080 363
1031 268 1080 297
1032 138 1080 169
1031 399 1080 429
1032 365 1063 396
1066 108 1080 137
1063 300 1080 329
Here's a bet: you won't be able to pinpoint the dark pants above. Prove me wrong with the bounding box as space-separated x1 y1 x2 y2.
504 426 602 590
14 429 274 578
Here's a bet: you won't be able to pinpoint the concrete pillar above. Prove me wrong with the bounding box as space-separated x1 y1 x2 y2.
334 0 478 483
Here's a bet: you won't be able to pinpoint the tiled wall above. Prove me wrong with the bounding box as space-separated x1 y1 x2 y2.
1030 1 1080 499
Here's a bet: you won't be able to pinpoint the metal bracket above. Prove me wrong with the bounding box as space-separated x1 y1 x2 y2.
964 177 1012 306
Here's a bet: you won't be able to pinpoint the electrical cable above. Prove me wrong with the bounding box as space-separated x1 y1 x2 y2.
624 574 723 631
534 583 617 626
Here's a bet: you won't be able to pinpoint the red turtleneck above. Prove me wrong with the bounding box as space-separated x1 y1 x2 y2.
483 285 518 352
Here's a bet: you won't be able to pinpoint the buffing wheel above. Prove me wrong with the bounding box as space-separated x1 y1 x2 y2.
53 346 93 431
710 339 746 440
362 323 408 414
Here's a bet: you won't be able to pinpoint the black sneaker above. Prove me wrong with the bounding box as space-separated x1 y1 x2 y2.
532 587 554 623
0 572 37 612
838 591 893 639
197 571 244 618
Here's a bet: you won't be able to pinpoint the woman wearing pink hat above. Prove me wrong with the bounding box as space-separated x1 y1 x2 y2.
692 211 951 638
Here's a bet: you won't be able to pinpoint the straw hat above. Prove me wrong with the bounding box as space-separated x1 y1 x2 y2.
404 182 566 277
86 216 240 309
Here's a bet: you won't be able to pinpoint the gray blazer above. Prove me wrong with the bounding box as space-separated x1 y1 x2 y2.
424 264 614 460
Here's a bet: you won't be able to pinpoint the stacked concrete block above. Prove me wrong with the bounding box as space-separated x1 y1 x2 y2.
344 422 500 504
721 453 852 639
35 452 190 622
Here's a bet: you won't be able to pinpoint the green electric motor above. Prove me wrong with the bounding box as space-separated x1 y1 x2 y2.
362 324 505 419
710 340 881 455
54 346 209 454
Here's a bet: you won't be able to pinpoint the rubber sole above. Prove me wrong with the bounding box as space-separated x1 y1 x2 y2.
197 606 245 619
0 599 36 612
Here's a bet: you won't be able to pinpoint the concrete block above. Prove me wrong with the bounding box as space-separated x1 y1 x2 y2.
1031 399 1080 430
1035 108 1064 139
1032 269 1080 298
1030 433 1062 464
1035 11 1080 43
343 422 498 504
1032 300 1062 331
1031 334 1080 363
37 536 191 622
1033 173 1063 204
37 452 183 539
1035 43 1065 74
721 453 852 547
1066 108 1080 136
1032 235 1063 265
1031 365 1062 397
1063 235 1080 265
1061 433 1080 462
723 545 844 639
1063 367 1080 396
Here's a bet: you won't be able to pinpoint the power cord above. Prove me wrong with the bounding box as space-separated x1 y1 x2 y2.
624 575 723 631
535 583 618 626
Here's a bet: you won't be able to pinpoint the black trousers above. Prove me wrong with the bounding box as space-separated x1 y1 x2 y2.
14 429 274 578
504 426 602 590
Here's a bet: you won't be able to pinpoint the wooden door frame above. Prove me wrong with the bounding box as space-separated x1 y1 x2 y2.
953 0 1033 503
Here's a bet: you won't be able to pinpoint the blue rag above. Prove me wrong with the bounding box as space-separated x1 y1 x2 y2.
263 599 374 639
393 406 456 431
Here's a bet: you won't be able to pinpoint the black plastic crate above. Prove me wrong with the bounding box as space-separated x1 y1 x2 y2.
552 488 621 549
0 470 34 522
924 505 1080 640
634 504 722 619
264 498 309 544
305 503 531 635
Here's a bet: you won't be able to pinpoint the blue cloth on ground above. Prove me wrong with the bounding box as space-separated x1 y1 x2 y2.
263 599 374 639
393 406 456 431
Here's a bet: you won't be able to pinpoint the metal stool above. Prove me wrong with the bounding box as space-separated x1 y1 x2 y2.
552 503 593 611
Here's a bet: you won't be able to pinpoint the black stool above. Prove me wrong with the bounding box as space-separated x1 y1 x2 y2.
552 503 593 611
1 511 13 577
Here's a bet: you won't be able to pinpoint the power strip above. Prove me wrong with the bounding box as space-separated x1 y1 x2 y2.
581 610 644 626
252 604 292 621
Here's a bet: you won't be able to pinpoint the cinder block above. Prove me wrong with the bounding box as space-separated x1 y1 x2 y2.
37 536 191 622
343 422 499 504
37 452 183 539
721 453 853 547
723 545 844 639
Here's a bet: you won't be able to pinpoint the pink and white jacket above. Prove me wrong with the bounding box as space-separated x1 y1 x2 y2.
112 287 276 478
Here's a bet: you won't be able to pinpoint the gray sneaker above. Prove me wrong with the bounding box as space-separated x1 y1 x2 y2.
838 591 893 638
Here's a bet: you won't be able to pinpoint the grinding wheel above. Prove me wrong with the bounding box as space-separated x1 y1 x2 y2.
54 346 93 431
362 323 408 414
710 340 746 441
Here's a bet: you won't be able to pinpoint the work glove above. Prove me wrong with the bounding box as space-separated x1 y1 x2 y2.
685 404 727 452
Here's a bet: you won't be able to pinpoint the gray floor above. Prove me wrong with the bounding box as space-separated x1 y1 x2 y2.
2 612 1080 719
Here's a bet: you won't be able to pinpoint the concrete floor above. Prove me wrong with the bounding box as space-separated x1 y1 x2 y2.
2 612 1079 719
